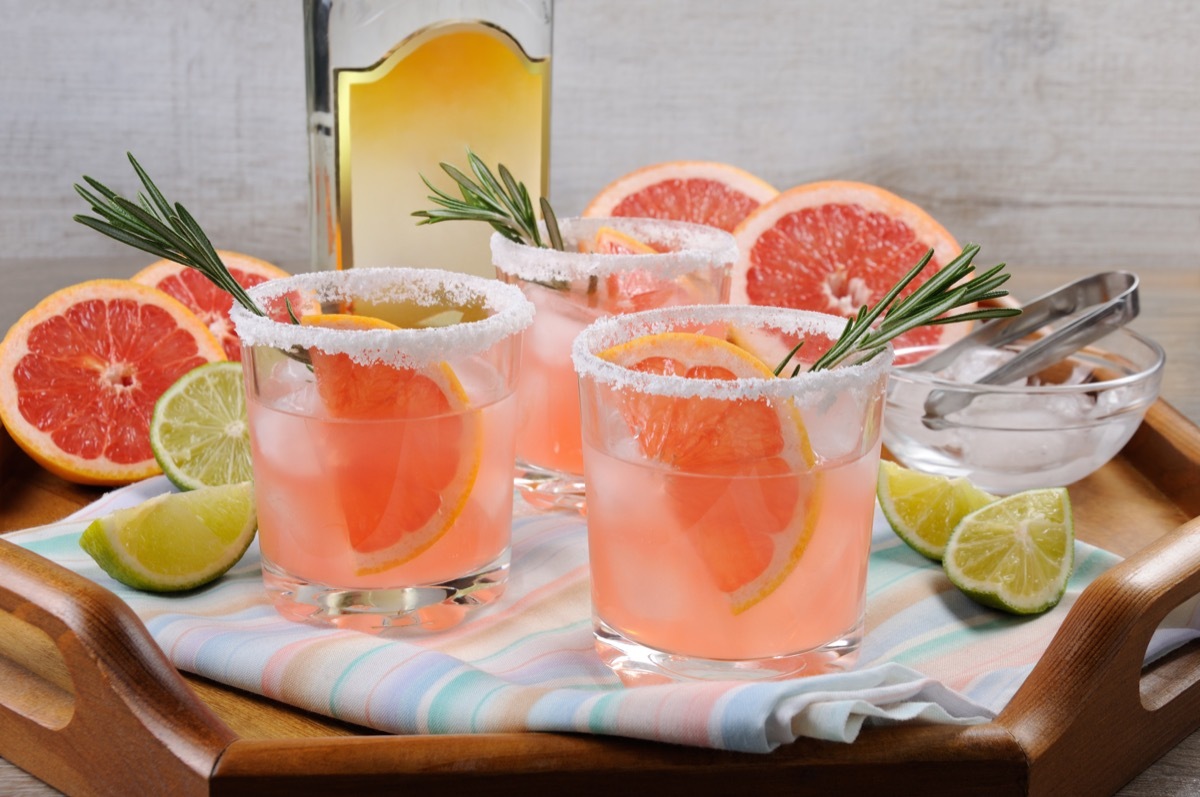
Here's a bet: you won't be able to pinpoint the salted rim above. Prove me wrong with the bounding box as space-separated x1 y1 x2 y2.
571 304 894 400
490 216 739 283
888 327 1166 395
230 268 534 367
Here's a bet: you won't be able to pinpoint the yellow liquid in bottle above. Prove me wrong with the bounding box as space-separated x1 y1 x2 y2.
337 24 550 277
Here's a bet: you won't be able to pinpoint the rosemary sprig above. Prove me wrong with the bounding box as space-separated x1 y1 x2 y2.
73 153 265 317
776 244 1021 375
413 149 565 251
72 153 311 365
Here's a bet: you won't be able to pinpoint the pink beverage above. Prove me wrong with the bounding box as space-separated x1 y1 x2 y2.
231 268 533 633
491 217 736 511
573 304 892 683
584 446 879 662
246 386 518 589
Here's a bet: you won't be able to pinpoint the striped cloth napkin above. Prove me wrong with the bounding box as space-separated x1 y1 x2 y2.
9 476 1128 753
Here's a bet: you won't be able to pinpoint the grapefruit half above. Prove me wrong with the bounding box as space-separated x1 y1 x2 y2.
583 160 779 232
732 181 966 352
132 251 291 361
599 332 821 613
0 280 225 485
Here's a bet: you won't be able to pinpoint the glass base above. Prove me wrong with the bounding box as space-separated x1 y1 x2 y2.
593 616 863 686
514 460 586 513
262 552 508 634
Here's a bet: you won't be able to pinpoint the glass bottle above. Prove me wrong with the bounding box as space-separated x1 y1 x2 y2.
304 0 553 277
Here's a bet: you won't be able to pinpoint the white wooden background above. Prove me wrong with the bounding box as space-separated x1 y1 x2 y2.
2 0 1198 280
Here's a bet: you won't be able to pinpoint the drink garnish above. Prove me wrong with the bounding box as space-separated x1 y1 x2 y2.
73 153 312 364
74 153 264 317
413 148 565 251
774 244 1021 373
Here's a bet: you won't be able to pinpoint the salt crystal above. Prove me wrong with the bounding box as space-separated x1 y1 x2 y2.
230 268 534 368
491 217 738 284
572 304 892 403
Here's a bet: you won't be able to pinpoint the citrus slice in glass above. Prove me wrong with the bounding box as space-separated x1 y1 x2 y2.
590 225 688 312
583 160 780 232
599 331 819 613
731 180 966 356
877 460 996 561
0 279 225 485
132 251 293 361
79 481 257 592
299 313 482 574
943 487 1075 615
150 361 252 491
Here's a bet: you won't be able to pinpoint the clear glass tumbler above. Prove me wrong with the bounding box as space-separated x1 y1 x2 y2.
231 268 533 632
572 304 892 683
491 216 737 511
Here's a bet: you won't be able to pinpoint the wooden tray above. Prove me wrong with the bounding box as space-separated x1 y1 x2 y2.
3 400 1200 797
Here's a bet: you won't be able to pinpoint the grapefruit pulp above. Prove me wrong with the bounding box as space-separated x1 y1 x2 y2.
0 280 225 485
298 313 481 574
132 251 291 361
598 332 820 613
732 180 966 354
583 160 779 232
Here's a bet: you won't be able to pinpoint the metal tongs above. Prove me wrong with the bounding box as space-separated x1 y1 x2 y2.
909 270 1140 426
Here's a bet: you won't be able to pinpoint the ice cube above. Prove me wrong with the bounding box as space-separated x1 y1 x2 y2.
939 346 1016 384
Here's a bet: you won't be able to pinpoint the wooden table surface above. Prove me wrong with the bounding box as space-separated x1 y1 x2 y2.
1 258 1198 796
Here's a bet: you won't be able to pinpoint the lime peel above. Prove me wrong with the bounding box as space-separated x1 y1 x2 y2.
943 487 1075 615
877 460 997 561
150 361 252 491
79 482 257 593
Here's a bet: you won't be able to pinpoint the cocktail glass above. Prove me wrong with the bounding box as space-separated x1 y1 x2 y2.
572 304 892 683
491 216 737 511
230 268 533 633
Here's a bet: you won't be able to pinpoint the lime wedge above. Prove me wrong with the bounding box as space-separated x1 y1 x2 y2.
79 482 257 592
943 487 1074 615
877 460 996 561
150 361 252 490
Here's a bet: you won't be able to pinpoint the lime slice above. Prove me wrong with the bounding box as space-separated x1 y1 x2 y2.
79 482 257 592
877 460 996 561
943 487 1075 615
150 361 252 490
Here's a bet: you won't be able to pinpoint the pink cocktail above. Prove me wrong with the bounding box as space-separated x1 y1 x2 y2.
572 304 892 683
231 268 533 632
491 217 736 510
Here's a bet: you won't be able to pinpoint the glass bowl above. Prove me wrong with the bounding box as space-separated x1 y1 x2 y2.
882 327 1165 494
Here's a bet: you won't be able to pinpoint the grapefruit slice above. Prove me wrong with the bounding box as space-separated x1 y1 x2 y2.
583 160 779 232
0 280 225 485
132 251 291 361
598 332 820 613
299 313 481 575
731 181 965 353
590 225 687 312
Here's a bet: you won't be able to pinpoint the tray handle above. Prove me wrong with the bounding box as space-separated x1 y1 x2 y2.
0 537 235 797
1001 515 1200 796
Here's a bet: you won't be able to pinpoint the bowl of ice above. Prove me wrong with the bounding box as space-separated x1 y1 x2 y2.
882 327 1165 494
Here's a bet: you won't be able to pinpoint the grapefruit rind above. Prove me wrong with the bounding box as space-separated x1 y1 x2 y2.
597 331 821 613
0 279 225 486
730 180 969 352
132 251 292 362
583 160 780 231
298 312 482 576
